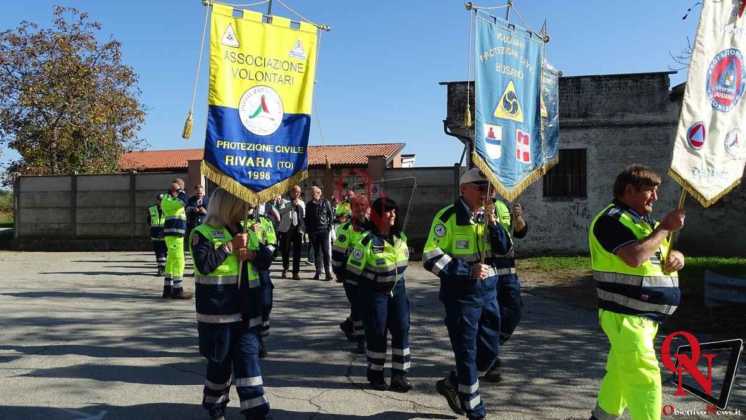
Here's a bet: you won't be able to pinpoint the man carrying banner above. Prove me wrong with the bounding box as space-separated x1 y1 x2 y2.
589 165 685 420
423 168 512 420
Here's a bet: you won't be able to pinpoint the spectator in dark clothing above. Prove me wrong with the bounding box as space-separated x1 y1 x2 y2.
304 186 334 281
277 185 305 280
186 184 209 239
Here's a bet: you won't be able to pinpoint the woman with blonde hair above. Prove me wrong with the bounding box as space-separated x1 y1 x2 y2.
190 188 272 420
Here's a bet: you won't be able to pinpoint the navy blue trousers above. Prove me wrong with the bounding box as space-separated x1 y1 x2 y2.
198 322 269 418
343 281 365 342
497 273 523 345
443 275 500 420
151 239 166 271
362 281 411 382
259 271 273 338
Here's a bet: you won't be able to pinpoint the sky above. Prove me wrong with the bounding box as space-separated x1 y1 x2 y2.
0 0 700 167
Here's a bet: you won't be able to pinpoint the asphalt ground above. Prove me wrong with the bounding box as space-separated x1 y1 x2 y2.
0 251 744 420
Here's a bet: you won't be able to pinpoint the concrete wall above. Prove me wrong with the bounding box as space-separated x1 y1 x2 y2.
17 172 186 243
13 167 462 253
442 72 746 256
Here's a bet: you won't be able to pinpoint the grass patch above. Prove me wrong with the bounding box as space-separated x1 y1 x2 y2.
0 211 13 227
0 190 12 227
676 257 746 298
519 255 590 271
517 255 746 336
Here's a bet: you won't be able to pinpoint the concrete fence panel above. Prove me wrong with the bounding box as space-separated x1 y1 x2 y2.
77 175 131 191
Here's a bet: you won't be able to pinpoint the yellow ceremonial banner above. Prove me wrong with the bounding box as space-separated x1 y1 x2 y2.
202 2 319 204
209 3 317 113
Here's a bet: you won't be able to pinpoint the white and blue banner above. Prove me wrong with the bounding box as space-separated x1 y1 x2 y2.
670 0 746 207
473 11 547 201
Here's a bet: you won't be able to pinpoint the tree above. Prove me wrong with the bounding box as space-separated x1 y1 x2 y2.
0 6 146 182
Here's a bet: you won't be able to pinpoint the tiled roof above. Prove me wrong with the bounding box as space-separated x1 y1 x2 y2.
119 149 204 171
119 143 406 171
307 143 405 166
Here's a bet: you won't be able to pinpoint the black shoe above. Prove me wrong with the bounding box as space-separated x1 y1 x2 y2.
208 408 225 420
162 285 172 299
312 273 320 280
339 319 354 341
367 371 387 390
292 272 300 280
157 267 165 276
259 346 268 359
436 377 464 415
244 413 272 420
281 270 287 279
482 358 502 383
389 374 412 393
325 273 334 281
369 379 388 391
171 288 192 300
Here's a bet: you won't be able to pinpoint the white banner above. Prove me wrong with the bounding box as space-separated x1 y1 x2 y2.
670 0 746 207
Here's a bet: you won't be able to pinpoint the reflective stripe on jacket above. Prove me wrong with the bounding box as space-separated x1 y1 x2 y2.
589 203 680 322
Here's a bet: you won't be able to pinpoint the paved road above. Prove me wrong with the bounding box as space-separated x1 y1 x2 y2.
0 251 743 419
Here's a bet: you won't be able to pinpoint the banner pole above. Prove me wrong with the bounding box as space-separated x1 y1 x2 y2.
505 0 512 20
267 0 273 16
237 211 251 290
664 187 687 264
481 183 493 264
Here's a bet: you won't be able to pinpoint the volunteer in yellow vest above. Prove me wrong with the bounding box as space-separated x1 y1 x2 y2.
147 193 167 276
346 197 412 392
481 197 528 383
245 207 278 358
422 167 512 420
332 194 370 354
335 190 354 224
162 178 190 299
190 188 270 420
589 165 685 420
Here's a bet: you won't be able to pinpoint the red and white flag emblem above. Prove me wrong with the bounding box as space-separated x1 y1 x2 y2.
515 129 531 164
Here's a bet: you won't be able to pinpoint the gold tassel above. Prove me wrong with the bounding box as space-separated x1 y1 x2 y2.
471 152 546 202
667 167 741 208
201 160 309 205
464 101 473 128
182 111 193 140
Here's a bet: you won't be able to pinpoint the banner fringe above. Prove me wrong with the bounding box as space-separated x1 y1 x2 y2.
202 160 308 205
541 155 559 175
667 167 742 208
471 152 545 202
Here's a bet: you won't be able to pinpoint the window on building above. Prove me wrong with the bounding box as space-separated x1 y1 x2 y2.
543 149 587 199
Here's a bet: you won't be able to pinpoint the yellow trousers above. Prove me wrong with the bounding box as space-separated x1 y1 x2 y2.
164 235 185 282
593 309 661 420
